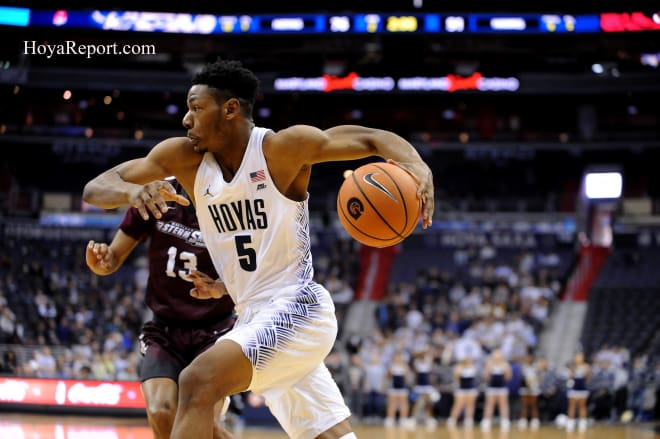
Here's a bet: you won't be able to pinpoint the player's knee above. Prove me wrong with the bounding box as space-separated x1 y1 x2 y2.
146 400 176 434
213 423 235 439
178 364 220 405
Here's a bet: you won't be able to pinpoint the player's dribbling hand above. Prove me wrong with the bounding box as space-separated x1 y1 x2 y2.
86 240 117 274
128 180 190 220
189 270 228 300
386 159 434 229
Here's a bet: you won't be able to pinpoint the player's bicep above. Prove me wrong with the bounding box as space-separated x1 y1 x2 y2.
114 155 169 185
315 125 380 163
273 125 378 166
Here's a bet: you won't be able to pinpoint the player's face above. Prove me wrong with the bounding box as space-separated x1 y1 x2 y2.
182 85 223 153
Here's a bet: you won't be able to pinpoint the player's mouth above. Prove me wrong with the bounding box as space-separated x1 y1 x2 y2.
187 133 201 151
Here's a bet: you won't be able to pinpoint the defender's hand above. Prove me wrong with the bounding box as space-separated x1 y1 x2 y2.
189 270 228 300
86 240 117 273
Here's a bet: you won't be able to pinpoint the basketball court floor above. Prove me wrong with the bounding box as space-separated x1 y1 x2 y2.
0 413 656 439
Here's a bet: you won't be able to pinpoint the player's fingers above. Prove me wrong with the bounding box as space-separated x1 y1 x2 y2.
136 203 150 221
147 199 163 218
95 243 109 259
87 241 97 255
174 194 190 206
158 182 191 207
190 288 212 300
92 242 102 256
190 270 211 282
85 241 98 266
154 195 169 215
101 248 113 262
159 187 190 207
421 188 434 229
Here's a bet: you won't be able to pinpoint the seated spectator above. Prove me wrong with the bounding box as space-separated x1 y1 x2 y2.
0 350 18 375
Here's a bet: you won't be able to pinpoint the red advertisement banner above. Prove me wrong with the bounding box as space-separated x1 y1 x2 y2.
0 378 145 408
601 12 660 32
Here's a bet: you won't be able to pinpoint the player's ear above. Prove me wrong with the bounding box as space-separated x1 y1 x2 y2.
225 98 240 119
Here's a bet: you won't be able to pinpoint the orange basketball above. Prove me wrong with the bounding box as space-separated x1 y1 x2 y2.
337 161 422 248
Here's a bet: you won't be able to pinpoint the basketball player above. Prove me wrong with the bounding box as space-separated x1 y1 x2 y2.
480 348 512 432
447 356 478 429
566 352 591 432
85 179 235 439
82 58 435 439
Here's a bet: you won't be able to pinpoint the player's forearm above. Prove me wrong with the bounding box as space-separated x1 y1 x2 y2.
82 168 142 209
369 129 425 165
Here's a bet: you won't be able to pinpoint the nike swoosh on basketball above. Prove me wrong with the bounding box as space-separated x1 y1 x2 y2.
363 172 397 201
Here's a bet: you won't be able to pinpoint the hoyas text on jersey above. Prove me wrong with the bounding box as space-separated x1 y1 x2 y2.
208 199 268 233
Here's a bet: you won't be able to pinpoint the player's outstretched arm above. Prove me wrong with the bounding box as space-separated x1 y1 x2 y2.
324 125 434 227
82 137 193 219
275 124 434 228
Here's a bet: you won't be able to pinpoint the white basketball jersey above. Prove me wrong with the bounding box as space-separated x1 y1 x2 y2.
194 127 316 312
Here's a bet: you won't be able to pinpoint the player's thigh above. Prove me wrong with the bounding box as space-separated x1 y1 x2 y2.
263 363 351 439
180 338 253 399
138 321 186 382
142 377 178 412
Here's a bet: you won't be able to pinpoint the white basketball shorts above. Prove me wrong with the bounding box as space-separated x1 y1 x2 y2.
219 283 351 438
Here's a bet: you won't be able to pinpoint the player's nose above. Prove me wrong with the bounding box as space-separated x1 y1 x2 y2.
182 111 193 129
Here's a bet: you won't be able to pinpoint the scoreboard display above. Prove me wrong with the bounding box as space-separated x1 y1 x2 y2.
3 7 654 34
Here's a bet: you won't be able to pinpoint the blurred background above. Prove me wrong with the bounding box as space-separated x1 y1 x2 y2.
0 0 658 436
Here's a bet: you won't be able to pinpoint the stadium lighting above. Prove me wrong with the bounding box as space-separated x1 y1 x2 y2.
584 172 623 199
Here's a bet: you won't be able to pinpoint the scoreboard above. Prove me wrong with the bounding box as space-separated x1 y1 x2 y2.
2 7 658 34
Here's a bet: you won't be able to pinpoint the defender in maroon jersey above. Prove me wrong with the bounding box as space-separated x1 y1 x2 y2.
86 179 235 439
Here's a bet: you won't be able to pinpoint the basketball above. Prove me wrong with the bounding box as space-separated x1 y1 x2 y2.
337 161 422 248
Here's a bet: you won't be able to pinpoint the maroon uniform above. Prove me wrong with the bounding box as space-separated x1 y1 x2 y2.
120 181 235 381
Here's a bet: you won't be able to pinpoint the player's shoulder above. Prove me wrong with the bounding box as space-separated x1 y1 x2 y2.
151 136 202 166
267 125 326 145
154 136 193 150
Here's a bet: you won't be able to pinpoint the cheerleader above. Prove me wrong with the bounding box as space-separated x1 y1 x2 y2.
481 348 512 432
518 352 541 430
384 351 414 429
411 350 440 430
447 356 478 429
566 352 591 432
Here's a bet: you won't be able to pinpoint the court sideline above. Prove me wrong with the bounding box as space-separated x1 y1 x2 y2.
0 413 656 439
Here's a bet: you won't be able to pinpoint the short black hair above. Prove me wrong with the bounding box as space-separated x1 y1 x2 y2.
192 58 260 118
